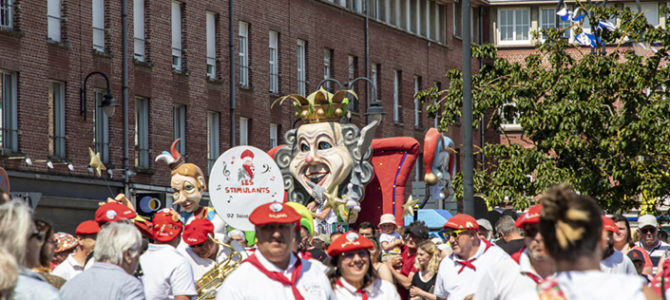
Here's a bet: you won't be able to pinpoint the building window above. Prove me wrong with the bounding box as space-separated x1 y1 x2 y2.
269 123 278 148
49 81 66 158
206 12 217 79
393 70 402 123
296 39 307 96
350 0 363 13
347 55 358 112
371 63 380 101
0 0 13 30
500 100 521 130
94 90 110 163
424 0 431 39
410 0 418 33
134 0 146 61
0 71 17 153
498 8 530 44
269 31 279 93
171 1 183 71
173 104 186 155
539 7 570 39
92 0 105 52
624 2 659 27
418 0 427 36
454 1 461 38
47 0 62 42
239 117 249 145
413 76 422 128
323 48 333 91
207 111 219 173
471 6 481 44
239 21 249 87
135 97 149 169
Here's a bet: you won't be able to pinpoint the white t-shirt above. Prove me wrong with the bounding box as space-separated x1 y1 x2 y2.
515 270 647 300
517 249 546 286
52 253 85 280
333 277 400 300
140 243 197 300
601 250 638 275
313 202 337 235
637 240 670 275
435 241 534 300
216 251 335 300
180 233 231 280
379 232 402 255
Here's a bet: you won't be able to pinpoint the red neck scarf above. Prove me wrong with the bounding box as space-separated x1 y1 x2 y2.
456 239 493 274
243 253 305 300
336 279 368 300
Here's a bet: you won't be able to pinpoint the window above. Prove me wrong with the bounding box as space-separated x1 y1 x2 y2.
94 90 110 163
413 76 422 128
207 111 219 172
49 81 66 158
47 0 62 41
0 71 17 152
239 117 249 145
500 100 521 130
371 63 380 101
296 39 306 96
393 70 402 123
410 0 418 33
135 97 149 169
239 21 249 87
92 0 105 52
173 105 186 155
624 2 659 27
269 31 279 93
350 0 363 13
134 0 146 61
424 0 431 40
347 55 358 112
498 8 530 44
323 48 333 91
171 1 183 71
1 0 13 30
418 0 427 36
206 12 217 79
471 6 480 44
269 123 278 148
454 1 461 38
539 7 571 39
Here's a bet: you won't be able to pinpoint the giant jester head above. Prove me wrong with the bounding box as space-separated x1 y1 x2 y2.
155 139 207 213
273 88 377 208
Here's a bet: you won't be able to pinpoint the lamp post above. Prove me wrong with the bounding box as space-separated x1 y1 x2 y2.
80 71 119 120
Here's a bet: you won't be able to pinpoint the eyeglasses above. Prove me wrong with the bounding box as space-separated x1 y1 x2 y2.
447 229 467 239
641 227 657 235
342 249 369 260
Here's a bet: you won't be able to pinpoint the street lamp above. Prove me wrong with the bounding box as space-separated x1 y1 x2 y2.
80 71 119 120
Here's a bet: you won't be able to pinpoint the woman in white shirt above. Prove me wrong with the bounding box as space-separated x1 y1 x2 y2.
327 232 400 300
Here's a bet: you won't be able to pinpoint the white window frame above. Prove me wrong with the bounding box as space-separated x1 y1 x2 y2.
239 21 249 87
424 0 431 40
323 48 332 91
393 69 401 123
47 0 62 42
296 39 306 96
269 31 279 93
206 12 217 79
538 6 571 40
0 0 13 30
239 117 249 145
269 123 278 148
92 0 105 52
497 7 531 45
0 70 17 152
207 111 220 173
94 90 110 162
173 104 186 155
135 97 150 169
624 2 659 27
500 100 521 131
371 63 380 102
134 0 146 61
171 1 183 71
49 81 66 158
413 76 421 128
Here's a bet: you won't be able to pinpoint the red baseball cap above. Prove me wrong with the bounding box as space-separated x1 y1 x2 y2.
515 204 543 229
326 231 374 257
76 220 101 235
602 216 620 233
95 202 137 224
443 214 478 230
249 202 301 226
152 208 183 242
182 218 214 246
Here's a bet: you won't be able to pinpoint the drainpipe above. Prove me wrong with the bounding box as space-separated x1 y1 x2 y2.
229 0 236 147
364 0 370 124
122 0 130 196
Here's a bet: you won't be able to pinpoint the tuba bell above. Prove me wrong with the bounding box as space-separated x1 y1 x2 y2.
196 238 246 300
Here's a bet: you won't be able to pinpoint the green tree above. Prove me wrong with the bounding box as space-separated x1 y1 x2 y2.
420 4 670 213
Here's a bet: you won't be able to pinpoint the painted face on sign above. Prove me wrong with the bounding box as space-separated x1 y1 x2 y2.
171 173 203 213
289 122 354 196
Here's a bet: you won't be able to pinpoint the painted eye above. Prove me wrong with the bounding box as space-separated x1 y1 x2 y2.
318 141 332 150
184 184 196 193
301 143 310 152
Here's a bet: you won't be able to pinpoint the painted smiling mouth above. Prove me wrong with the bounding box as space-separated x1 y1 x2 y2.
304 171 329 186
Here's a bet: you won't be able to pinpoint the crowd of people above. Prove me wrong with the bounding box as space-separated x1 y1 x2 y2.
2 183 670 299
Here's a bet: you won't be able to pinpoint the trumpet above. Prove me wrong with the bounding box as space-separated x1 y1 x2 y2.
196 238 246 300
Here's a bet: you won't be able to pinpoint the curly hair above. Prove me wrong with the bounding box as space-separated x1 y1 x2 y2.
413 241 442 273
539 184 602 262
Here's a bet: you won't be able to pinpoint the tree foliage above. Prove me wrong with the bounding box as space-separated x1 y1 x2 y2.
419 4 670 213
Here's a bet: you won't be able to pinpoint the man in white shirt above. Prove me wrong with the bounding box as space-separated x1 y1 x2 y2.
217 202 335 300
636 214 670 275
53 220 99 280
601 216 637 275
511 204 555 285
140 208 196 300
180 218 230 280
434 214 534 300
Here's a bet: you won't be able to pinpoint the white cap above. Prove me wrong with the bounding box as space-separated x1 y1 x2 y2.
477 219 493 231
638 214 658 229
378 214 397 227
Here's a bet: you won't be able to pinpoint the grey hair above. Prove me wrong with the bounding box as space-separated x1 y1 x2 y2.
495 215 519 236
228 229 245 240
94 222 142 265
0 247 18 299
0 200 33 266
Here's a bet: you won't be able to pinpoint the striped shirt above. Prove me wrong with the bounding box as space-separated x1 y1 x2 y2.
636 240 670 275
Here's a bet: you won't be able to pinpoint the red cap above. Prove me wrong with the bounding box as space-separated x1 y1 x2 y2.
443 214 478 230
602 216 620 233
76 220 101 235
326 231 374 257
95 202 137 224
249 202 301 226
182 218 214 246
515 204 543 229
152 208 183 242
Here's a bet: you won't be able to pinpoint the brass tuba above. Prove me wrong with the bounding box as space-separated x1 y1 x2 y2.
196 238 246 300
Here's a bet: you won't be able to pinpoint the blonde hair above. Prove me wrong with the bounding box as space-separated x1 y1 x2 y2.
172 163 206 190
414 241 442 273
0 200 33 266
0 247 18 299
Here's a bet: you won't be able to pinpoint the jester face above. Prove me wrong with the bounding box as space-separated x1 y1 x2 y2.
289 122 353 196
171 173 204 213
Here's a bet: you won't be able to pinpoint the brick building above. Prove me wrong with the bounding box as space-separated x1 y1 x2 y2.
0 0 492 231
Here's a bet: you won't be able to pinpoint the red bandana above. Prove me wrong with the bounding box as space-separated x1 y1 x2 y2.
336 279 368 300
456 239 493 274
243 254 305 300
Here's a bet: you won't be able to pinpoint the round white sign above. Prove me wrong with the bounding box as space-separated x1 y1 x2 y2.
209 146 284 231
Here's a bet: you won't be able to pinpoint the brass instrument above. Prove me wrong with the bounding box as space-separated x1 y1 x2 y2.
196 238 246 300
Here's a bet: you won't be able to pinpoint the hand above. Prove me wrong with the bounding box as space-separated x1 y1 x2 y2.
463 294 474 300
409 286 421 297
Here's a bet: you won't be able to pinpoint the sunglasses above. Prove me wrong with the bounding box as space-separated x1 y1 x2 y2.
641 227 657 235
342 249 369 259
445 229 467 239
